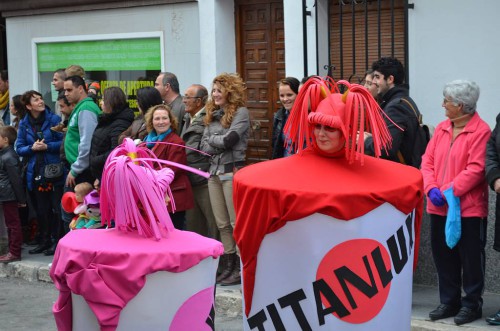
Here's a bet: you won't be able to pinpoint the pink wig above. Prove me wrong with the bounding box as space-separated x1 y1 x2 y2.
100 138 209 240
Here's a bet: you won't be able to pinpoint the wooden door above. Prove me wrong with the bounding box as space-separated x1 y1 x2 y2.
235 0 285 162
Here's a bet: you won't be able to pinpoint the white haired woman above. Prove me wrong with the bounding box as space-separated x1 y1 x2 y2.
421 80 490 326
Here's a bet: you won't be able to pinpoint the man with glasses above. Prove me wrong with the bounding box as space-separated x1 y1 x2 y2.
155 72 186 131
180 84 218 240
363 57 423 168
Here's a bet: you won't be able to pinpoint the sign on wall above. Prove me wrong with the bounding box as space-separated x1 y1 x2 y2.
34 34 163 111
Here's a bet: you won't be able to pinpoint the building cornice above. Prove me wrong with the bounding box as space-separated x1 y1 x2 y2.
0 0 195 18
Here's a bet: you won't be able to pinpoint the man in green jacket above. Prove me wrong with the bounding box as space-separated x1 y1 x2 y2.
63 75 101 187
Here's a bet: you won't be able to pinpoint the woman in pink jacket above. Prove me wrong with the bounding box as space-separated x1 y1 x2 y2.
421 80 491 326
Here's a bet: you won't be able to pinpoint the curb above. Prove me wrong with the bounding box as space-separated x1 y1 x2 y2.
215 286 243 318
0 259 244 317
0 260 51 283
410 319 484 331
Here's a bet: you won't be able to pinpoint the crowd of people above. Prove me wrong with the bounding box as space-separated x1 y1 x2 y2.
0 66 250 286
1 55 500 322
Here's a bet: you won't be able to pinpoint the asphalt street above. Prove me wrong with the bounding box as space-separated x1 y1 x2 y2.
0 277 243 331
0 277 57 331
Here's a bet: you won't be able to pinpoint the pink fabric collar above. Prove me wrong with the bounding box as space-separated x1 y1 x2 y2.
50 228 223 331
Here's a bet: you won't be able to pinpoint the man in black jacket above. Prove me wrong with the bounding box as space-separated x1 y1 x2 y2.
364 57 423 168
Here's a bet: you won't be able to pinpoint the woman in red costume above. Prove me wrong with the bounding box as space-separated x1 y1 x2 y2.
233 77 424 328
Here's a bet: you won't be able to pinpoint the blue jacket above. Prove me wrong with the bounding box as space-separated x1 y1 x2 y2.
16 108 63 191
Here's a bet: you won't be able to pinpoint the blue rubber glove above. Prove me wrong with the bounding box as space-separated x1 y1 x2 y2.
443 186 461 249
428 188 445 207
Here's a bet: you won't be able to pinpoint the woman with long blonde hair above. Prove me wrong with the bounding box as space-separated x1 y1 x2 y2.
201 73 250 286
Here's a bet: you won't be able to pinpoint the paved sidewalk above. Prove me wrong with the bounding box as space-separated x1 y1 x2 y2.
2 244 500 330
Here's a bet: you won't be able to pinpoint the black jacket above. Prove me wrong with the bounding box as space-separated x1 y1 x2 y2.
364 85 421 167
271 107 288 159
486 113 500 188
0 145 26 203
486 113 500 251
90 107 135 180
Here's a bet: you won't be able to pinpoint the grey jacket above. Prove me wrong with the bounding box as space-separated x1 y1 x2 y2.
170 95 186 132
0 145 26 203
181 108 211 186
201 106 250 175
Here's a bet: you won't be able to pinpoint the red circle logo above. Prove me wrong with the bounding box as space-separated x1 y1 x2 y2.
316 239 392 324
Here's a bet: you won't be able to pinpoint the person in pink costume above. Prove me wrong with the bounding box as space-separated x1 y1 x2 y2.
50 138 223 331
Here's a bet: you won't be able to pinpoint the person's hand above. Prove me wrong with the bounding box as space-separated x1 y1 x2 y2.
164 195 171 206
18 203 27 208
32 139 47 151
428 187 446 207
494 178 500 193
66 172 76 187
94 178 100 191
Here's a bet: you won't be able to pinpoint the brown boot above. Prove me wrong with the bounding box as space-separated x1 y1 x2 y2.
220 256 241 286
216 254 226 277
216 253 235 283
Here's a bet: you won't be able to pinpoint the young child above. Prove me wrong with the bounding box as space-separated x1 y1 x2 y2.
0 126 27 263
75 182 93 204
69 182 93 230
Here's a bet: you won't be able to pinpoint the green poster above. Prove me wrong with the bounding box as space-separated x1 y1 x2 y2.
37 38 161 72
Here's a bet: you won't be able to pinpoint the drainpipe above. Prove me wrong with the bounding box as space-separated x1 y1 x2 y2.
404 0 415 84
302 0 310 77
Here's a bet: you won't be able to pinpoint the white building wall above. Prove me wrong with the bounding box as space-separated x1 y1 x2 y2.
283 0 305 79
6 3 201 96
316 0 330 77
408 0 500 128
284 0 323 79
198 0 237 90
286 0 499 128
304 0 317 77
6 0 498 128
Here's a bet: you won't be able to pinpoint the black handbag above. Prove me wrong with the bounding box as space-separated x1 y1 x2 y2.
43 162 64 182
20 157 29 183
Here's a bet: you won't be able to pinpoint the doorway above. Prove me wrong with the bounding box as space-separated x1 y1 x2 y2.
235 0 285 162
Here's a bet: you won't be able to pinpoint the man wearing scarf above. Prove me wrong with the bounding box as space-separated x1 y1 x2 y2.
0 70 10 126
